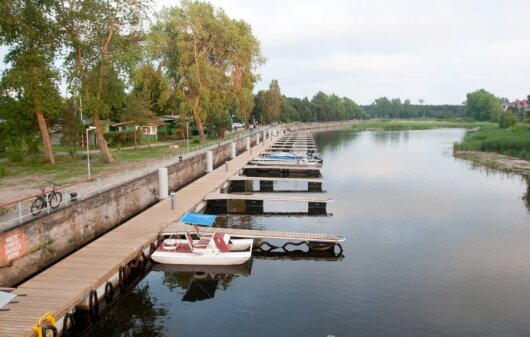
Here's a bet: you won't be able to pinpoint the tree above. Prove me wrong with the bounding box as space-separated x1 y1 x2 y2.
0 0 62 164
257 80 282 124
465 89 503 121
59 0 148 163
121 91 156 149
152 1 263 143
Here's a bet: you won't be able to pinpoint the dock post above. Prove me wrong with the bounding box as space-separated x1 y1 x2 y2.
230 180 246 192
170 192 176 210
308 182 322 192
18 202 23 224
225 162 229 172
206 151 213 172
256 133 260 145
245 200 264 214
207 199 228 213
308 202 327 215
259 180 274 192
231 142 236 159
246 137 250 151
158 168 168 199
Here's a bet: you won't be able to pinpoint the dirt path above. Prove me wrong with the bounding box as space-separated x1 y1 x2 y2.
454 150 530 177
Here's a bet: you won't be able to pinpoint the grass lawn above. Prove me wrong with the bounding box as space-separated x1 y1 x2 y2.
353 119 485 131
454 123 530 161
0 142 200 184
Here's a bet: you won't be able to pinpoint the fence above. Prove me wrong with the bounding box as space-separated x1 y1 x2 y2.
0 127 270 232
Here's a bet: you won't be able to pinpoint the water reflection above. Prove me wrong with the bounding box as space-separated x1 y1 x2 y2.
91 282 167 337
523 177 530 212
314 129 360 154
153 264 252 302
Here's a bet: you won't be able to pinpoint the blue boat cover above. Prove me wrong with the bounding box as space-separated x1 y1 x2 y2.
179 212 216 227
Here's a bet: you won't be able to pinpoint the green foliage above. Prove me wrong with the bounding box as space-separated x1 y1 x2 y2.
465 89 503 121
104 131 136 147
364 97 464 119
192 136 201 144
0 165 5 178
353 119 484 131
498 110 518 129
153 1 263 141
455 124 530 160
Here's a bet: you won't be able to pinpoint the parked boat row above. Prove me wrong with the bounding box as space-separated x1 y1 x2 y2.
250 151 323 166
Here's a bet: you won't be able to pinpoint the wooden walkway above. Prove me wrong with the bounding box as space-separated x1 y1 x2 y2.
204 192 332 203
229 176 325 183
162 223 345 242
0 136 275 337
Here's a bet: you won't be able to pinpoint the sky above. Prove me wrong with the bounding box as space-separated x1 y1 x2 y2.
1 0 529 105
156 0 530 105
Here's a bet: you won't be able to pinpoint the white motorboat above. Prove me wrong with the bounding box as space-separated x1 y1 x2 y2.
151 232 253 265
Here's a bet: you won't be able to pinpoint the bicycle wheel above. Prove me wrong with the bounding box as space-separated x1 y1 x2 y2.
50 191 62 209
31 197 45 216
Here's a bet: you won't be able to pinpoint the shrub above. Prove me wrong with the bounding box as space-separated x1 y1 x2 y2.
0 165 5 178
104 131 136 147
192 136 201 144
498 111 518 129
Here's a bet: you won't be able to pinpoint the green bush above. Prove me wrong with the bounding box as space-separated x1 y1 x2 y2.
0 165 5 178
192 136 201 144
498 111 518 129
104 131 136 147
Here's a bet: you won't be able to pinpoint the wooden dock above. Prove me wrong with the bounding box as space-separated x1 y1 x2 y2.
0 137 276 337
0 130 338 337
228 176 325 183
162 223 345 242
204 192 332 203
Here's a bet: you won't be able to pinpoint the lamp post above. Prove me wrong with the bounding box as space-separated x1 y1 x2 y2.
86 126 96 180
185 116 189 154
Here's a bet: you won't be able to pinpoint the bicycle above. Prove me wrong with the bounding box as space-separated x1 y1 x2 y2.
31 183 63 216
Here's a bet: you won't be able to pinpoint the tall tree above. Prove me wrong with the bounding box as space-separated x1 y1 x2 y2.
258 80 282 124
59 0 148 164
0 0 61 164
465 89 502 121
152 1 263 142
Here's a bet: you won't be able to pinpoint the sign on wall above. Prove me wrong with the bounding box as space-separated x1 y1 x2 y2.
0 230 28 265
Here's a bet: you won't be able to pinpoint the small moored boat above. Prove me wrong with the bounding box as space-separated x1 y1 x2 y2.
152 212 254 265
151 232 253 265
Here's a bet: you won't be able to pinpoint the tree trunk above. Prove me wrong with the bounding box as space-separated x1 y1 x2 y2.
31 63 55 165
193 96 206 143
92 112 114 163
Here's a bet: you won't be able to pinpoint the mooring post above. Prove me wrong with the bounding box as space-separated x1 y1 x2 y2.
97 178 101 194
246 137 250 151
206 151 213 172
231 142 236 159
170 192 176 210
225 162 229 172
65 188 68 207
256 133 260 145
158 167 168 199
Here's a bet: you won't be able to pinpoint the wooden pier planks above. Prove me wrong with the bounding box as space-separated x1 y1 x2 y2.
0 137 274 337
228 176 325 183
204 192 332 203
162 223 345 242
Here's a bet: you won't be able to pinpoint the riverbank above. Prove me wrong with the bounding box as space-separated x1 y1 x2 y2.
351 119 484 131
454 150 530 177
454 124 530 161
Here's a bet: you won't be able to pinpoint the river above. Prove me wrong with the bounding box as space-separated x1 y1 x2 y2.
91 128 530 337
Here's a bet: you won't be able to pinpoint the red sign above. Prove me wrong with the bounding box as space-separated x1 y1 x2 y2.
0 230 28 265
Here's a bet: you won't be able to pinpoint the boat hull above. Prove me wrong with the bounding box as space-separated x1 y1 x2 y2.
151 251 251 265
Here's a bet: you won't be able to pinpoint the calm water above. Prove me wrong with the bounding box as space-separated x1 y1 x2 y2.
93 129 530 337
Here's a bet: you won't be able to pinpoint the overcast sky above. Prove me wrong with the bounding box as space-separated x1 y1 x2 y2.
157 0 530 105
2 1 528 105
